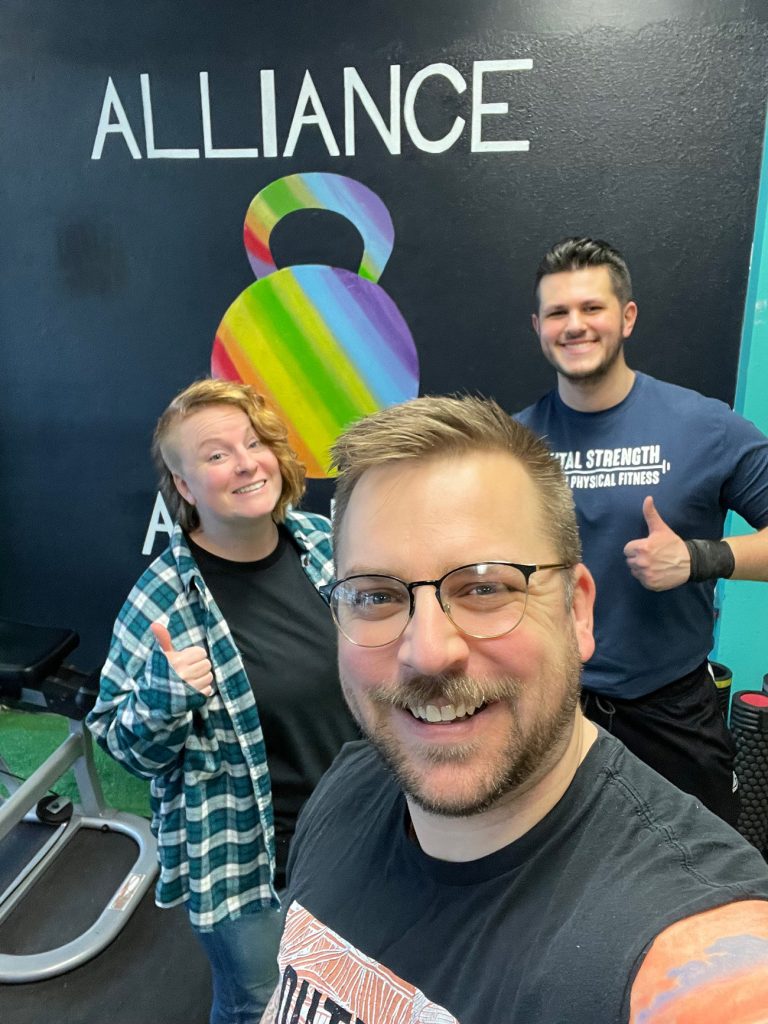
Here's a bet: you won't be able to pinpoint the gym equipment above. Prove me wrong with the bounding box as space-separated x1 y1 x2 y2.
730 689 768 858
0 617 158 982
709 661 732 717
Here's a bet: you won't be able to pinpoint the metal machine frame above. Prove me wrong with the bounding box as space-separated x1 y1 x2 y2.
0 619 158 983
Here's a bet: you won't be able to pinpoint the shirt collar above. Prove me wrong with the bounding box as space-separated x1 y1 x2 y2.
169 523 206 595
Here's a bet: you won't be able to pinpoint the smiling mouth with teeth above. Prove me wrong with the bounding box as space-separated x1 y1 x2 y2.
407 700 486 724
233 481 266 494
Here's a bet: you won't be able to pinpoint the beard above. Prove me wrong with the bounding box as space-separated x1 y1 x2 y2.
341 639 583 818
551 337 624 384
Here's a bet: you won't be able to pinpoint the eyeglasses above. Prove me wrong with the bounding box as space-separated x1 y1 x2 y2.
328 561 572 648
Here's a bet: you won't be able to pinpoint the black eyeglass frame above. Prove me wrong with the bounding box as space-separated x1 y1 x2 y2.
328 561 573 648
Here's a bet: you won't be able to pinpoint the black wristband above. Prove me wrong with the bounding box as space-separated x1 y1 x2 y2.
685 539 735 582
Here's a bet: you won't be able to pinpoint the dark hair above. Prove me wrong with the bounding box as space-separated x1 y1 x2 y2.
534 237 633 306
152 378 305 531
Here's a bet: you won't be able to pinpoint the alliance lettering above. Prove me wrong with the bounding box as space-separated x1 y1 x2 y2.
91 60 533 160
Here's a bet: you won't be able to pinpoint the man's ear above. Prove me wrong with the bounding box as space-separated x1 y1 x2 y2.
172 473 195 505
622 300 638 338
569 563 596 664
531 312 540 335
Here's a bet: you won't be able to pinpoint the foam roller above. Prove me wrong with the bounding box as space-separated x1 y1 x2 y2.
710 661 732 717
731 690 768 857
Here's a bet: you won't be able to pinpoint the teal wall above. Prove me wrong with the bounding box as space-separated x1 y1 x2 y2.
714 105 768 697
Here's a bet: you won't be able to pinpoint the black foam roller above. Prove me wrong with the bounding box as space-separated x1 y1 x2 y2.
731 690 768 857
710 661 732 718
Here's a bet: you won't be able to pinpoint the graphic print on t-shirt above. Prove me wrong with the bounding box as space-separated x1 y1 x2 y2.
550 444 671 490
262 902 460 1024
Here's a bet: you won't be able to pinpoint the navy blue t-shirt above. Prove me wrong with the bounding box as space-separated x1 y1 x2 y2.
517 373 768 697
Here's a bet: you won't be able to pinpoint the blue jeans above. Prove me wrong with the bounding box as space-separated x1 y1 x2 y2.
194 906 285 1024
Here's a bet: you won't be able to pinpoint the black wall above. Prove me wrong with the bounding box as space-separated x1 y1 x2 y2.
2 0 767 667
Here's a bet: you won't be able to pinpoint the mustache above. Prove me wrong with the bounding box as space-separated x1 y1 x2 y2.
371 674 522 709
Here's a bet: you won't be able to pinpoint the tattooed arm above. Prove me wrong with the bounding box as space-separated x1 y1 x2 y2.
629 901 768 1023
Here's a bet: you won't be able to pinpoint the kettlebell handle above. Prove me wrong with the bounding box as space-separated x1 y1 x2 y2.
243 172 395 284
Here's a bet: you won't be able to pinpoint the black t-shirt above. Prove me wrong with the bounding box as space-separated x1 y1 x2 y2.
188 527 358 885
279 733 768 1023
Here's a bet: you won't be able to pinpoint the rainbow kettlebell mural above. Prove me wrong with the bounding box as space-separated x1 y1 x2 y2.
212 172 420 477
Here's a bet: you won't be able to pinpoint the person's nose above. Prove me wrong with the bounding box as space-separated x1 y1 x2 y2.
235 446 260 473
564 308 586 337
397 586 470 677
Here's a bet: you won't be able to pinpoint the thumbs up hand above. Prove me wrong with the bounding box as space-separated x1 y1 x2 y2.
622 496 691 591
150 622 215 696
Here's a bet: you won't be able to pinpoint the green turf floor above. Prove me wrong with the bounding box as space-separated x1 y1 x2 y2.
0 709 151 817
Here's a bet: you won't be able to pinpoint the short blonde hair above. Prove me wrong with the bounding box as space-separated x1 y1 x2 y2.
330 394 581 568
152 379 305 531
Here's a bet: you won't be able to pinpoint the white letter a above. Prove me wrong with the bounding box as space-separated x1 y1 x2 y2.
91 77 142 160
142 492 174 555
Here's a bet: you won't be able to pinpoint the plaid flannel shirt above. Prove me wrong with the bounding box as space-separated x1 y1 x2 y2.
87 510 334 930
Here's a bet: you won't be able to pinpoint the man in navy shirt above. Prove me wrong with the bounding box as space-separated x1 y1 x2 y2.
517 236 768 823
